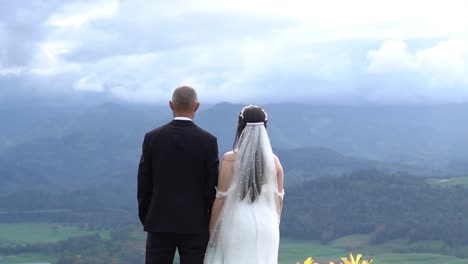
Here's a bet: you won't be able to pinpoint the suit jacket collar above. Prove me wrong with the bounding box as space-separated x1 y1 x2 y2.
170 119 195 127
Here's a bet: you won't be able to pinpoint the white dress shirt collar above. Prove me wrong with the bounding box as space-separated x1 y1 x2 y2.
174 117 193 121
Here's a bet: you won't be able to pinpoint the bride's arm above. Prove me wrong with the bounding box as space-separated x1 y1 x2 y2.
209 152 235 233
274 154 285 217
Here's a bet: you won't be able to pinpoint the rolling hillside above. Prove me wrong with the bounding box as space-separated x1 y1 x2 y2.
1 102 468 194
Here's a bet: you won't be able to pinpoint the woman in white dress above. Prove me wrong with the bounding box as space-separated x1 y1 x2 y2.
204 105 285 264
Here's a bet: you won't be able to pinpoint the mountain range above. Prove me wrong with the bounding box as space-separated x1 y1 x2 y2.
1 102 468 194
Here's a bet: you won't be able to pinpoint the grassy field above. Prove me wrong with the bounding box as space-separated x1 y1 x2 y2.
279 240 347 263
280 238 467 264
0 253 54 264
0 222 110 245
1 225 467 264
0 223 110 264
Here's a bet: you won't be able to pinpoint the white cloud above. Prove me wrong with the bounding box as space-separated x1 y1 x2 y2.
74 76 105 92
29 41 82 76
2 0 468 104
367 39 468 84
365 38 468 103
367 40 417 72
0 66 24 76
416 39 468 84
46 0 118 28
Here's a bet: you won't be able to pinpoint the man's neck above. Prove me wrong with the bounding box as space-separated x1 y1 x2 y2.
173 112 194 120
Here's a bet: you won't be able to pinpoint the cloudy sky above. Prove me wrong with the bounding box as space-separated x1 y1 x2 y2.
1 0 467 105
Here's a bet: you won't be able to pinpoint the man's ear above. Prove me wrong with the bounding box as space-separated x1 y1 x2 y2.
193 102 200 112
169 101 174 110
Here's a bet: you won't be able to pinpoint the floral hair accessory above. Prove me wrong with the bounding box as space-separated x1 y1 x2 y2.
239 105 268 121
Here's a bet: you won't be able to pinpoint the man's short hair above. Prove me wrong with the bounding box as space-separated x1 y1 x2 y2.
172 86 198 111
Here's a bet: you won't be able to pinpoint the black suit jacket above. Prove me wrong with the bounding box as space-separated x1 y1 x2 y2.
137 120 219 234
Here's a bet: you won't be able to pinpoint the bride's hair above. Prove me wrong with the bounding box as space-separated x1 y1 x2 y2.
234 105 268 203
234 105 268 147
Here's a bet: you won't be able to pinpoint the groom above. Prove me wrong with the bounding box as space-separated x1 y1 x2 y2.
137 86 219 264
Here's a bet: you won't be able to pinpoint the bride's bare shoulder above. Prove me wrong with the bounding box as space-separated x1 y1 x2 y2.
222 151 236 162
272 153 280 162
272 153 283 167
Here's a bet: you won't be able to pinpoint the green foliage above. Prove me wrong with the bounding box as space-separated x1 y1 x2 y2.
282 170 468 255
0 190 137 227
0 253 55 263
0 223 109 245
280 240 467 264
279 239 347 264
375 252 468 264
0 229 143 264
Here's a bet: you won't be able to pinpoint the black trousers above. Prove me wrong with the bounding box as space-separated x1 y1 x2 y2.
146 232 209 264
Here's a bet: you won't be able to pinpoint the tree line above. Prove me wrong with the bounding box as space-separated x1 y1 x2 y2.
0 230 144 264
281 170 468 257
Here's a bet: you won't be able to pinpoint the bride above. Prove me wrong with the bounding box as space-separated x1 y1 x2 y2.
204 105 285 264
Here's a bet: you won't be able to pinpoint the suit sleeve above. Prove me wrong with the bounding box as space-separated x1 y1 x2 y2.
137 133 152 225
205 137 219 217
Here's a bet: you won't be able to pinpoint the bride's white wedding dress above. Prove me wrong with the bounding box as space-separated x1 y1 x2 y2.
205 123 283 264
209 184 281 264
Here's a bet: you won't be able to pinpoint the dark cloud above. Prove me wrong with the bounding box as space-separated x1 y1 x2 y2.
0 1 65 67
0 73 114 107
63 11 294 63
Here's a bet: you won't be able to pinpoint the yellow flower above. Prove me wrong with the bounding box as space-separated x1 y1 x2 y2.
340 252 373 264
300 252 372 264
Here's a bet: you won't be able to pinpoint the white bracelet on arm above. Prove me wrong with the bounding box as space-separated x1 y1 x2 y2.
215 187 229 198
276 189 285 199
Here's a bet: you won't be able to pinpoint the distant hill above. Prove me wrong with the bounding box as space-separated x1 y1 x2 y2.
277 147 387 186
1 102 468 194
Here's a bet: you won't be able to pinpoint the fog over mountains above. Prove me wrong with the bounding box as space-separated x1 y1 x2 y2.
1 102 468 194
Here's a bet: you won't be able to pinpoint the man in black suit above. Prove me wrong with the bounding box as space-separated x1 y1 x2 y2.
137 86 219 264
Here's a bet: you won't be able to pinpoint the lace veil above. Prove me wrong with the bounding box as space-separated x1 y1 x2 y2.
204 122 282 262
